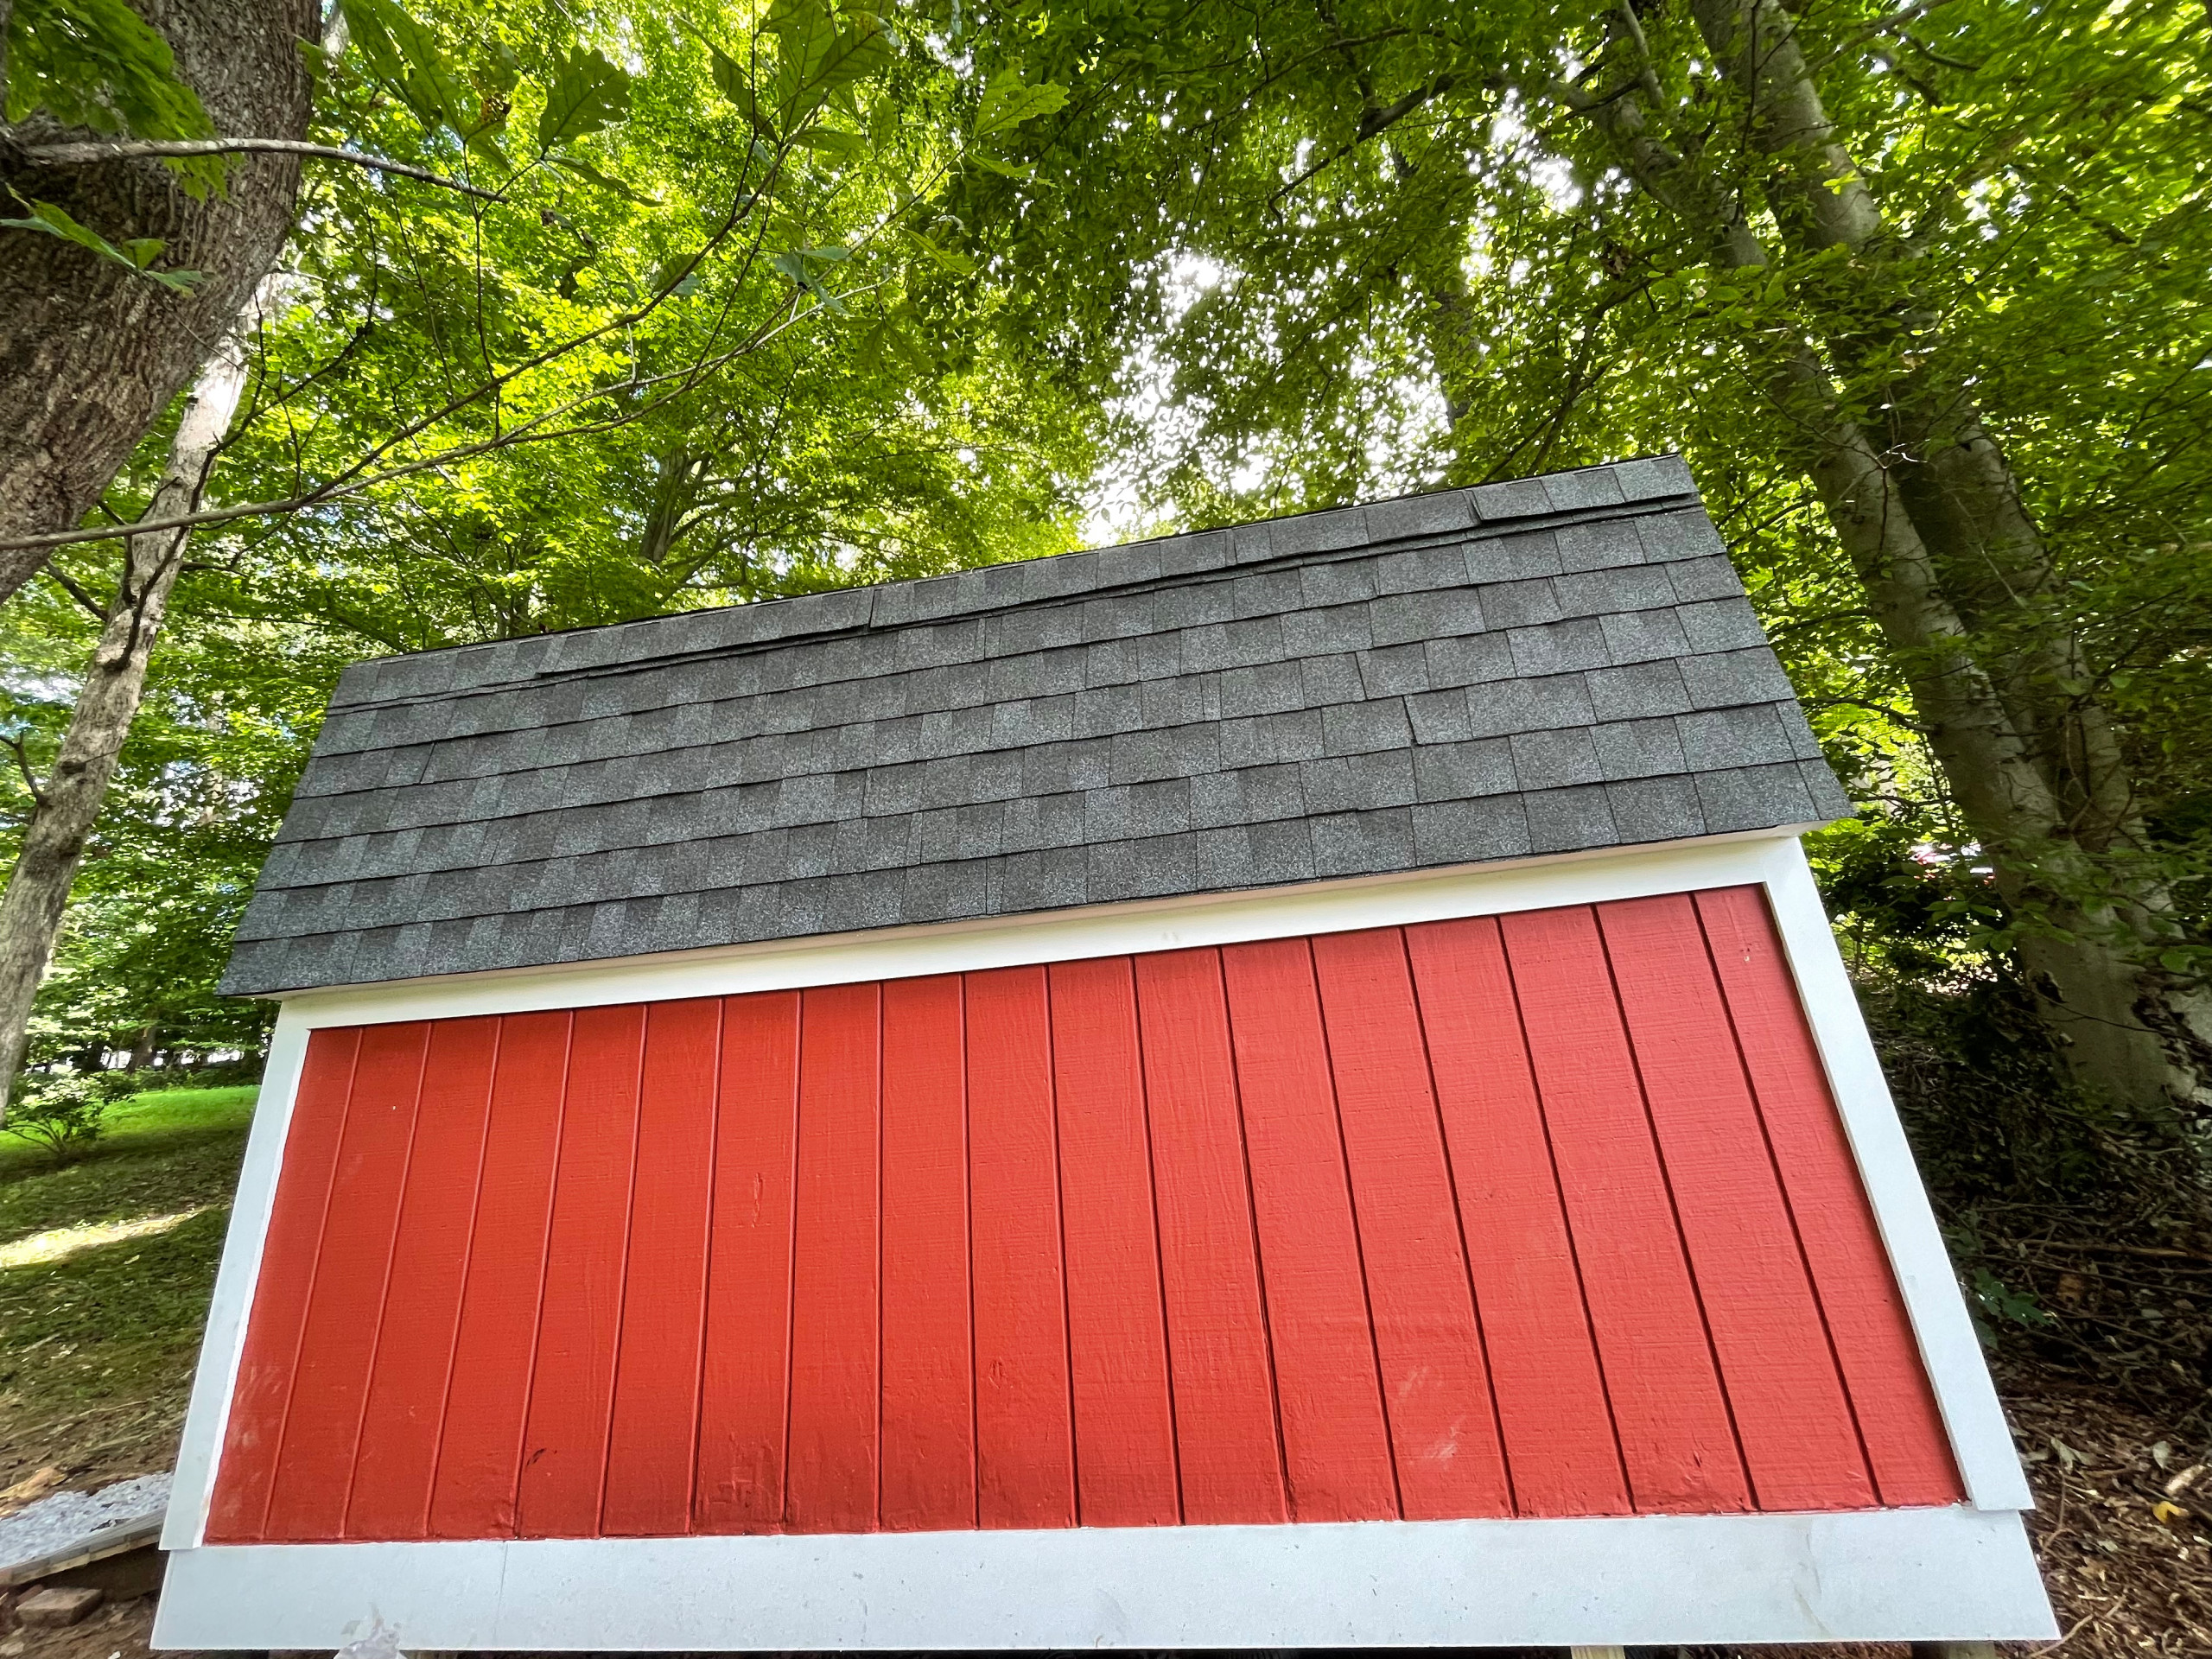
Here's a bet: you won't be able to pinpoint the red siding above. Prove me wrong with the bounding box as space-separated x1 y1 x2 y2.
209 887 1961 1542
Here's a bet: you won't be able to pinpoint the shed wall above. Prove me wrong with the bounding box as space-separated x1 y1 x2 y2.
206 885 1957 1543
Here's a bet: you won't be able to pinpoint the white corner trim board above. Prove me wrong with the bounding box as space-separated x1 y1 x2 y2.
161 828 2046 1645
153 1507 2056 1650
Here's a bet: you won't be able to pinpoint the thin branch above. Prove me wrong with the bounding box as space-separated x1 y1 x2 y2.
40 559 110 622
2 735 47 809
10 137 505 201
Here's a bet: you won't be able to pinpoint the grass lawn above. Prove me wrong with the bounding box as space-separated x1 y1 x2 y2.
0 1085 257 1497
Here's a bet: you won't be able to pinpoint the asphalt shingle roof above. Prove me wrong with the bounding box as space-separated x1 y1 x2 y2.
221 456 1850 995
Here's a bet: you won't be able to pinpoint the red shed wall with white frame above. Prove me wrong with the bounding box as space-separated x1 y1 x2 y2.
154 834 2056 1651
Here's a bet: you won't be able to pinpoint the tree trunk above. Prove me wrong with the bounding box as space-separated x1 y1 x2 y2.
0 0 315 607
0 287 260 1118
1569 0 2210 1116
126 1020 161 1071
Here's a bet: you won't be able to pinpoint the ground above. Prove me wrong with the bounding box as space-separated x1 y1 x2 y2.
0 1084 2204 1657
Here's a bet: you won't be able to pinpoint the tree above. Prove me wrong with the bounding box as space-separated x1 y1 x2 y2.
951 0 2212 1125
1 0 317 602
0 0 1090 1109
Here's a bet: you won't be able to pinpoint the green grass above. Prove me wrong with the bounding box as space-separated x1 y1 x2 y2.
0 1084 257 1486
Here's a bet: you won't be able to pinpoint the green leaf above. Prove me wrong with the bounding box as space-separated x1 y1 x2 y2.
972 70 1066 139
968 153 1035 180
708 44 778 140
791 126 867 156
766 0 892 125
342 0 474 134
546 155 659 205
537 47 632 151
906 227 976 276
1 198 201 289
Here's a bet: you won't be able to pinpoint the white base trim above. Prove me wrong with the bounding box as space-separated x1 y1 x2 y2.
151 1507 2056 1649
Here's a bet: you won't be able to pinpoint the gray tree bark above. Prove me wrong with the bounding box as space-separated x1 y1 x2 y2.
0 0 316 607
0 286 261 1116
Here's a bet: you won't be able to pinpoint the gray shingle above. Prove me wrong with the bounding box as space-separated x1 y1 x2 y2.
1544 467 1628 512
229 459 1839 994
1607 776 1707 845
1525 785 1620 854
1463 529 1563 585
1470 478 1552 521
1637 509 1726 563
1587 658 1694 722
1300 750 1417 815
1356 643 1430 696
1510 728 1604 791
1677 703 1796 769
1371 588 1481 648
1508 618 1611 677
1413 738 1516 803
1412 798 1532 866
1680 647 1796 709
1695 762 1820 832
1090 835 1197 903
1311 808 1414 878
1321 699 1414 757
1366 490 1475 543
1594 717 1690 782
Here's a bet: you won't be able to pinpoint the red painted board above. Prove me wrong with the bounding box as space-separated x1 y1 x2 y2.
880 975 976 1532
515 1004 647 1536
1598 894 1874 1511
1499 907 1751 1513
427 1012 572 1538
1403 918 1630 1517
964 966 1076 1529
693 992 803 1533
1133 949 1287 1526
1310 930 1511 1520
346 1018 501 1539
1049 957 1180 1527
1219 939 1398 1522
602 999 723 1535
206 1027 361 1541
1695 887 1961 1506
784 983 881 1533
263 1021 431 1540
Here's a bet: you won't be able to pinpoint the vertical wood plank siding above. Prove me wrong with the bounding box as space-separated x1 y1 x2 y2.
207 887 1961 1541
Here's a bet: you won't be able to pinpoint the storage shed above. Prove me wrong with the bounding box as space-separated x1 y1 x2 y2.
157 458 2054 1651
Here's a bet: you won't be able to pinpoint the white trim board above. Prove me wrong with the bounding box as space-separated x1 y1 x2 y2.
152 1507 2056 1649
161 829 2040 1638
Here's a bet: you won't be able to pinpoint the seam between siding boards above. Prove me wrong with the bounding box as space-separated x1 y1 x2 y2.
1043 969 1081 1523
1493 928 1637 1507
682 1002 728 1533
1304 938 1406 1521
591 1012 652 1533
1128 962 1188 1525
1592 906 1758 1505
778 995 802 1529
252 1027 364 1539
1696 896 1883 1501
421 1016 504 1533
1211 947 1295 1516
1397 926 1520 1516
508 1012 575 1536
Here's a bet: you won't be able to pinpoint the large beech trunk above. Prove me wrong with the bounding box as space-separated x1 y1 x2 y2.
1570 0 2210 1116
0 0 316 607
0 290 261 1116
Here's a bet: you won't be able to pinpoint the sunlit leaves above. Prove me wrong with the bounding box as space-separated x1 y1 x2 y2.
0 196 201 290
537 47 632 150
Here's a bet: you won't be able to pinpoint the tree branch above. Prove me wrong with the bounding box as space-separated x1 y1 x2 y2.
9 137 505 202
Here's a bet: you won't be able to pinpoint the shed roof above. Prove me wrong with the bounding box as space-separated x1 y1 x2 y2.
222 456 1849 995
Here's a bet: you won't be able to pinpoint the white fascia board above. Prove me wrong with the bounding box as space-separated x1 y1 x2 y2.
269 830 1819 1028
153 1506 2055 1651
